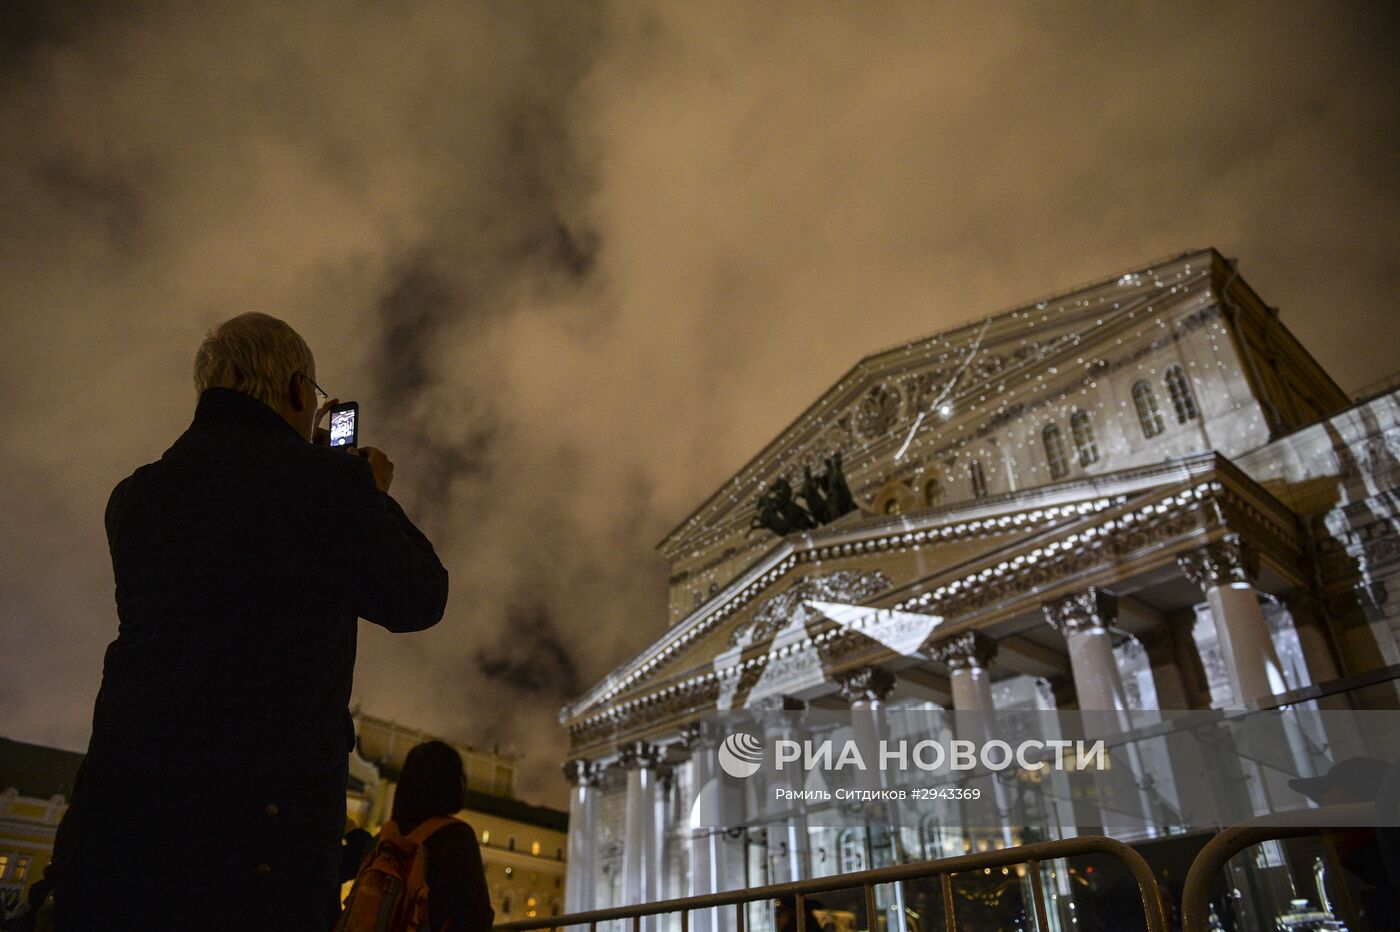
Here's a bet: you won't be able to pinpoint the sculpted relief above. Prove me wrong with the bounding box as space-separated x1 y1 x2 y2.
730 569 893 648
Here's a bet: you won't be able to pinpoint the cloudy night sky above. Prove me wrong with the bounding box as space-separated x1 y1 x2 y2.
2 1 1398 808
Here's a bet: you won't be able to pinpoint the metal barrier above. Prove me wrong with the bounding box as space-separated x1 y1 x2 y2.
494 835 1166 932
1180 802 1377 932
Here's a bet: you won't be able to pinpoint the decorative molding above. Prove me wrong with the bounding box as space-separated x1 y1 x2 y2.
928 631 997 670
1178 532 1257 588
836 666 897 705
677 722 705 752
562 758 600 787
731 570 892 648
617 741 661 771
1043 587 1118 635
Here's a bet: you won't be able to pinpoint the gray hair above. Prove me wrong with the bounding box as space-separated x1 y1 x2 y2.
194 312 314 408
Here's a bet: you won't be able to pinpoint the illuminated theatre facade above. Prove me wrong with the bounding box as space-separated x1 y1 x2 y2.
559 248 1400 920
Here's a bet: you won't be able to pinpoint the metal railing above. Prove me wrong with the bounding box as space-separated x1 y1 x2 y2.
494 835 1166 932
1180 801 1376 932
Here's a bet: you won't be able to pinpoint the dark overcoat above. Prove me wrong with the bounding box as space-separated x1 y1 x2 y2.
53 388 449 931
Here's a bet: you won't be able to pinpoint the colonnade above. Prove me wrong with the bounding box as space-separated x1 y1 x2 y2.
563 533 1333 918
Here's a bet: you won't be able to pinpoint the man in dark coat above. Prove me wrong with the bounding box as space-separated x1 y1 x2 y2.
52 313 449 931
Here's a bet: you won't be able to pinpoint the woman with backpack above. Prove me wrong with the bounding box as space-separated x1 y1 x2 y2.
338 741 494 931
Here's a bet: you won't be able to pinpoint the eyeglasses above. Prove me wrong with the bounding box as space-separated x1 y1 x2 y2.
305 373 328 402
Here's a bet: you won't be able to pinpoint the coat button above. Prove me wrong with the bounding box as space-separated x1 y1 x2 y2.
256 863 272 877
264 803 279 816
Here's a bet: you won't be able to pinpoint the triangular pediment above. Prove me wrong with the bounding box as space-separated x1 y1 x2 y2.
567 457 1196 721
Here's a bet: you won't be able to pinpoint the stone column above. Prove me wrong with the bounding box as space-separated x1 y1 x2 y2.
621 741 661 912
1043 587 1128 712
752 696 810 884
1285 592 1342 687
1138 624 1192 710
681 723 734 932
651 758 675 915
1178 534 1287 704
836 667 907 932
930 629 1008 839
928 632 998 711
563 758 599 915
1044 587 1158 836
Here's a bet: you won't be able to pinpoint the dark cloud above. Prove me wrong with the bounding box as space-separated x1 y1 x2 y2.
377 260 455 404
477 604 582 699
3 1 1399 809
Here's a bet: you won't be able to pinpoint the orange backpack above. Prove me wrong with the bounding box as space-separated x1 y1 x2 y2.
335 816 459 932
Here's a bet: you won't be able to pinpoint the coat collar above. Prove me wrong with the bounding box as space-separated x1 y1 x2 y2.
194 388 305 442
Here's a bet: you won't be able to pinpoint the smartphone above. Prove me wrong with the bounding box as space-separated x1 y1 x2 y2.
328 402 359 448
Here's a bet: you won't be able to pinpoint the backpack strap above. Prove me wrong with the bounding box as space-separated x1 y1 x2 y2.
404 815 460 847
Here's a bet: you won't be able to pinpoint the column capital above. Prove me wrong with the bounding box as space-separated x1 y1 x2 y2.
749 694 808 713
677 722 706 752
928 630 997 671
562 758 600 787
618 740 662 771
674 716 705 750
1178 533 1257 589
1043 586 1118 635
835 666 897 705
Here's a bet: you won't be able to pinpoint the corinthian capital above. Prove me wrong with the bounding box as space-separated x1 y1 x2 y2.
928 631 997 671
1178 533 1257 589
678 722 706 752
1043 587 1118 635
835 666 897 705
562 758 599 787
618 740 662 771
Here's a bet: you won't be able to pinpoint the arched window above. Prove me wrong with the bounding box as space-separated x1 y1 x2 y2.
1165 365 1198 423
838 828 868 873
502 895 512 915
531 840 540 856
1042 424 1069 479
1071 410 1098 466
969 460 987 498
526 895 539 918
924 477 944 506
1132 380 1165 438
508 836 516 851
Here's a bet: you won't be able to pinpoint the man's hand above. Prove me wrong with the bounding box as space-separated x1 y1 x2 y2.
313 397 340 446
351 447 394 493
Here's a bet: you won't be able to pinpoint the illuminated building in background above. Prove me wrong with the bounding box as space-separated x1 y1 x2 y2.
0 715 568 924
349 710 568 922
0 737 78 915
558 248 1400 930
